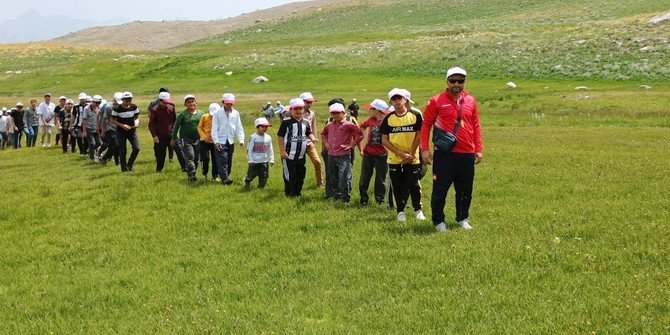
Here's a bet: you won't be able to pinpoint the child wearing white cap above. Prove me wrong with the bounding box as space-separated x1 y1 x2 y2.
381 88 426 222
320 103 363 204
358 99 391 205
277 98 317 197
244 117 275 188
211 93 245 185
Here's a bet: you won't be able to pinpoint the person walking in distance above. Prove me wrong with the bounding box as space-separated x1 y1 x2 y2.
211 93 245 185
58 99 75 153
37 94 56 147
198 103 220 181
111 92 141 172
421 67 483 233
244 117 275 188
149 92 176 172
82 95 103 161
171 94 203 182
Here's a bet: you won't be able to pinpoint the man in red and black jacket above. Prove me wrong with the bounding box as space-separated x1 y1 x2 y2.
421 67 483 233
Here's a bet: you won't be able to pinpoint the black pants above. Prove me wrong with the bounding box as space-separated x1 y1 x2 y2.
101 130 119 164
431 151 475 225
72 127 85 154
117 129 140 171
388 163 422 214
153 134 172 172
199 142 218 178
359 154 388 204
245 162 269 188
214 142 235 180
61 131 74 153
282 158 306 197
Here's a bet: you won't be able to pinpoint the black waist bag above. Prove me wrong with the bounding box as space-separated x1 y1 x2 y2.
433 127 458 151
432 100 463 152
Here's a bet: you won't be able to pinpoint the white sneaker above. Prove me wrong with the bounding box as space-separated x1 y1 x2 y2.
396 212 406 222
94 155 100 163
435 222 448 232
457 219 473 230
415 210 426 220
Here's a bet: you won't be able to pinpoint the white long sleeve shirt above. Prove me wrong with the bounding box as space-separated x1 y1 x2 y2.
211 108 245 145
247 133 274 164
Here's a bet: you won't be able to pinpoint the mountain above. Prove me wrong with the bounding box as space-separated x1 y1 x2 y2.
0 9 97 43
48 0 347 50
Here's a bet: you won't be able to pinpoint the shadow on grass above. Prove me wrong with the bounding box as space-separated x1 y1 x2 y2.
384 222 436 236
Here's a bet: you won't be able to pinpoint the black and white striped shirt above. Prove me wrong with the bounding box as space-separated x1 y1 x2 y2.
277 117 312 160
112 103 139 130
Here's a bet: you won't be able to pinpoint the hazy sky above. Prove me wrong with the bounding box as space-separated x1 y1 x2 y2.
1 0 305 22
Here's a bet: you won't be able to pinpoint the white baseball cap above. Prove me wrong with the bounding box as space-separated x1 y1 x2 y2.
289 98 305 109
363 99 390 113
16 102 23 107
113 92 123 104
66 99 74 104
276 101 281 104
78 92 87 100
254 117 272 127
299 92 316 102
92 95 103 103
184 94 196 103
59 96 67 100
209 103 220 114
221 93 235 103
387 88 415 104
158 92 173 104
329 103 345 113
121 92 133 99
446 66 467 78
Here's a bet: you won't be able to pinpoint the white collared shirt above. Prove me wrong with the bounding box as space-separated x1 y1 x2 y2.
211 107 245 145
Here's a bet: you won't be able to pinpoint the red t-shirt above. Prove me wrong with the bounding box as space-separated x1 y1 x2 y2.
359 117 387 156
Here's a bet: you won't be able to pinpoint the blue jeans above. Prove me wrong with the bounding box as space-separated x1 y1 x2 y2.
327 154 353 203
23 125 38 146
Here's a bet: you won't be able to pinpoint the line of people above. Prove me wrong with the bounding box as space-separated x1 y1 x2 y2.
1 67 483 232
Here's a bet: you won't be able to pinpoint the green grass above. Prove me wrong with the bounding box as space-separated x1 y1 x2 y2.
1 0 670 333
1 123 669 333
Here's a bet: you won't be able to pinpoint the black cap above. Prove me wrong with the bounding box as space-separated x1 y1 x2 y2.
159 87 170 93
327 97 345 106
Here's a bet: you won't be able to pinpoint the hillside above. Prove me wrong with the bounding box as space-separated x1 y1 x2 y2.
49 0 348 50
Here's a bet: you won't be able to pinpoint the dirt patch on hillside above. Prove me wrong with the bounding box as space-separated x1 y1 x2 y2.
50 0 349 50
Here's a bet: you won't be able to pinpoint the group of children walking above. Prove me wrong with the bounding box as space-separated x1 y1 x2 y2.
2 88 427 223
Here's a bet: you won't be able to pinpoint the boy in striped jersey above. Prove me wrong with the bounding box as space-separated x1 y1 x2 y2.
111 91 141 172
277 98 317 197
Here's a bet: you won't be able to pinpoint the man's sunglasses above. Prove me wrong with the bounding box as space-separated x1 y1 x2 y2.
448 79 466 84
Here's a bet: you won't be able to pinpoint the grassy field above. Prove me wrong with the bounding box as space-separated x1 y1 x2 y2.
1 0 670 333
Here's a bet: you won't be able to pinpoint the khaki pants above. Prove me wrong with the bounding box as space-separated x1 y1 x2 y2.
306 144 323 186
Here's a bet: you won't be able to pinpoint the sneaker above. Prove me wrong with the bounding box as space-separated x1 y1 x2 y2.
435 222 448 233
457 219 473 230
223 178 233 185
188 175 198 183
94 155 100 163
42 143 46 147
47 144 51 148
396 212 406 222
415 210 426 221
